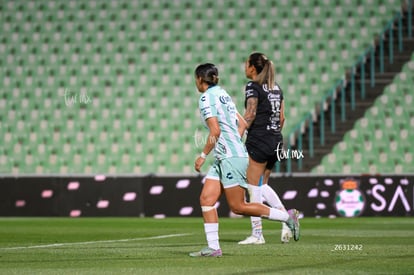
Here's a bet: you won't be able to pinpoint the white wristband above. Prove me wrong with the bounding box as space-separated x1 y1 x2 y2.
200 152 207 159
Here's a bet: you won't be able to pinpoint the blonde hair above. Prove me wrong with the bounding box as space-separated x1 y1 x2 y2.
248 52 275 89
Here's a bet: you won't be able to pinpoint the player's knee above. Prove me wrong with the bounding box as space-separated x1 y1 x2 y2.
199 193 215 206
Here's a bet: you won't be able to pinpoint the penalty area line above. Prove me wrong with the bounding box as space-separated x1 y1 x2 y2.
1 233 192 250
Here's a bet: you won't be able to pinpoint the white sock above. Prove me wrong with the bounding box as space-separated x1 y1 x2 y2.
248 184 263 204
268 208 289 222
248 184 263 237
204 223 220 250
262 184 284 209
250 217 262 238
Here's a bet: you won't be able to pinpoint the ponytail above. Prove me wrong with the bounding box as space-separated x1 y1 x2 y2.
248 52 275 89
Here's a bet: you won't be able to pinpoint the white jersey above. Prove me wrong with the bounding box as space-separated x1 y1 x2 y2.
199 85 248 160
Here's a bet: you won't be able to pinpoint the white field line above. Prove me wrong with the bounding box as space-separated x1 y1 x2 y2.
1 233 191 250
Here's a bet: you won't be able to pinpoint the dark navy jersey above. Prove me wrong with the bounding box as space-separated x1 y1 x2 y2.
244 81 284 137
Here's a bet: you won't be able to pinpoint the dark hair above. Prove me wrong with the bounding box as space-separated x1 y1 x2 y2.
194 63 219 86
248 52 275 88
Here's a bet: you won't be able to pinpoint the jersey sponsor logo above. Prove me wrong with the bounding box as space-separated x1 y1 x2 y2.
219 95 232 105
226 104 236 113
262 83 281 92
217 142 227 155
202 110 211 117
200 106 211 117
268 93 281 101
245 89 255 97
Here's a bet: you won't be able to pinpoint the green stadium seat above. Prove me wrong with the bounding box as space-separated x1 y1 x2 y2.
0 0 405 174
313 53 414 174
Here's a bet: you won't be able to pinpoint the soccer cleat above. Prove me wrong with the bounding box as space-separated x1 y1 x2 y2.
281 227 292 243
286 209 300 241
238 235 265 245
189 247 222 257
281 222 293 243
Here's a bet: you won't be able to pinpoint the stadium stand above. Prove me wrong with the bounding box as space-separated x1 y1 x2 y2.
0 0 407 174
313 54 414 174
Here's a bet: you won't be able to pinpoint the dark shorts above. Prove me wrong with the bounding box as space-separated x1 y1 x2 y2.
245 135 283 170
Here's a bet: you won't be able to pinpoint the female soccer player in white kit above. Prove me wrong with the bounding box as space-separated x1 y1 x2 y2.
189 63 299 257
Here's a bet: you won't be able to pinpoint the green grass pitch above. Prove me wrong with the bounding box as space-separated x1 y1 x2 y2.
0 217 413 274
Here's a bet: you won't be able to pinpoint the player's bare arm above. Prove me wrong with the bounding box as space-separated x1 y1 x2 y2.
244 97 258 129
237 112 248 137
280 101 285 130
194 117 220 172
204 117 220 154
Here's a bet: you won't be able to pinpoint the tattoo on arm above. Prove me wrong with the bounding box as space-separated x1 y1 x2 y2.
244 97 258 127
